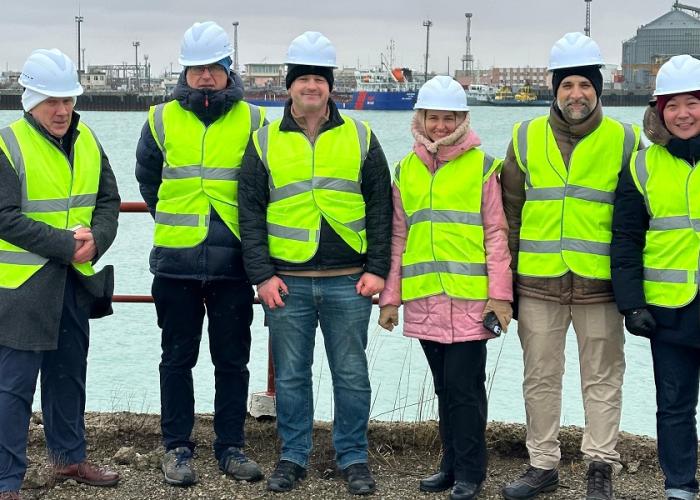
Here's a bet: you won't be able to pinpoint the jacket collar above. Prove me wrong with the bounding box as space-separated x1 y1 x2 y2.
172 70 244 125
279 98 344 134
549 99 603 139
22 110 81 157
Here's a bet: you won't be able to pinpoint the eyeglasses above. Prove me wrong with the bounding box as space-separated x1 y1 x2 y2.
189 64 227 76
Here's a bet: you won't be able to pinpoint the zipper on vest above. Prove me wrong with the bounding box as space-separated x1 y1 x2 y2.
305 131 365 255
200 125 210 276
428 153 445 292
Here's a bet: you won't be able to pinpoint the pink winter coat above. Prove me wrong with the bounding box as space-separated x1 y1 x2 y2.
378 118 512 344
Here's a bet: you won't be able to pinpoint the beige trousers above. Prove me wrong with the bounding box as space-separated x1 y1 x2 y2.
517 296 625 471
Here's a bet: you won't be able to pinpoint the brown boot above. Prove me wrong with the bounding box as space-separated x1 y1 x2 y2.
0 491 21 500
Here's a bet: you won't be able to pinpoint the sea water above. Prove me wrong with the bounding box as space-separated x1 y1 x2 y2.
0 106 660 437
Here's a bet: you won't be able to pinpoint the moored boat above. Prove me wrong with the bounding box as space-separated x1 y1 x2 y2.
340 67 418 110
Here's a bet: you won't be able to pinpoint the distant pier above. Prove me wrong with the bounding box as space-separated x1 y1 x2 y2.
0 90 169 112
0 88 652 112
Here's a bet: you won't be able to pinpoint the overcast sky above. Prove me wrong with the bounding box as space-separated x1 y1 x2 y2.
0 0 679 75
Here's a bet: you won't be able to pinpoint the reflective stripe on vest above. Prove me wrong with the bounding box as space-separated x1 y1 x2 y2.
252 115 370 263
512 115 640 279
0 119 101 289
397 149 500 301
149 100 264 247
629 145 700 307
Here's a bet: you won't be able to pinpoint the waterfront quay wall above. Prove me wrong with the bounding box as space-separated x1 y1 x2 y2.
0 89 653 111
0 90 170 112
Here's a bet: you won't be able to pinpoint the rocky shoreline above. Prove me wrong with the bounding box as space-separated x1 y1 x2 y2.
19 412 664 499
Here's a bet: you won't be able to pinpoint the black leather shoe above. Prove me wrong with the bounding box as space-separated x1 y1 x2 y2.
341 463 376 495
450 480 482 499
586 461 613 500
420 471 455 492
267 460 307 492
502 466 559 499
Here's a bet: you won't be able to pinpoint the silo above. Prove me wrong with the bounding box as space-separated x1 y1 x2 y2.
622 8 700 89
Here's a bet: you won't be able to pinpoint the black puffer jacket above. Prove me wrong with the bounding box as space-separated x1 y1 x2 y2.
238 99 393 285
611 104 700 347
135 71 253 281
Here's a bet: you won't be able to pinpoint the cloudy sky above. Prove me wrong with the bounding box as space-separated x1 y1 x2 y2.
0 0 680 75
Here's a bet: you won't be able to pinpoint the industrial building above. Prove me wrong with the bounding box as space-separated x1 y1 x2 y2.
622 2 700 89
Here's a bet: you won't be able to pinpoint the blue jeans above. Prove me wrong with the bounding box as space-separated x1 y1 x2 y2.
264 274 372 469
0 273 89 492
651 338 700 500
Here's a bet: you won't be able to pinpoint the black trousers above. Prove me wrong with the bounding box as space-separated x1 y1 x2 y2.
420 339 488 483
651 339 700 496
153 276 253 460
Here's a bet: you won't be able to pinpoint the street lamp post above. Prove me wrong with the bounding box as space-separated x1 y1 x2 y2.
144 54 150 92
422 19 433 83
132 41 140 92
232 21 239 73
75 15 84 73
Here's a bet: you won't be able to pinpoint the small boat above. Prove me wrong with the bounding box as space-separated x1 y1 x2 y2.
486 83 550 106
465 84 497 106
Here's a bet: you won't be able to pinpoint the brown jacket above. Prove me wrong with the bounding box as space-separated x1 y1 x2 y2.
501 101 632 304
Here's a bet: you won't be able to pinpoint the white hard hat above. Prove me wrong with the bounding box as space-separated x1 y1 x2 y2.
285 31 337 68
414 75 469 111
179 21 233 66
653 54 700 96
548 32 604 71
18 49 83 97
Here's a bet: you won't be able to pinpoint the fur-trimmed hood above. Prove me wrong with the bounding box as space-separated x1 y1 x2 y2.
643 103 672 146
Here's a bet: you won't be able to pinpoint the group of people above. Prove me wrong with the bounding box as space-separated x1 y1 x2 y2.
0 19 698 500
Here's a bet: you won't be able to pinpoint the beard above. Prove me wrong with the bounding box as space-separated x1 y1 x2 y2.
557 97 596 122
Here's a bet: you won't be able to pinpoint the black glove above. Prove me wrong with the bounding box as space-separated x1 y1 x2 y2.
624 308 657 338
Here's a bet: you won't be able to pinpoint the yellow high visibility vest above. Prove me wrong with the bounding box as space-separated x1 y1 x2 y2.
0 118 101 289
148 100 264 247
512 115 640 279
630 145 700 307
397 149 500 301
252 115 370 263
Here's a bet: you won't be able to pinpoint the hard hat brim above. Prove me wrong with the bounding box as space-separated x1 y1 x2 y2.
547 62 604 71
414 104 470 111
179 51 233 67
20 82 84 98
285 58 337 68
653 86 700 96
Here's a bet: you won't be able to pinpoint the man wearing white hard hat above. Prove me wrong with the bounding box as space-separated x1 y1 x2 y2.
238 31 392 495
135 21 265 487
501 33 642 500
611 54 700 500
0 48 120 497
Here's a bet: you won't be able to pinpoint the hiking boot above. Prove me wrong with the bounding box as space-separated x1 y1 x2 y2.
451 480 483 499
219 447 263 482
267 460 306 492
419 471 455 492
161 447 197 487
586 461 613 500
0 492 20 500
502 466 559 499
341 463 376 495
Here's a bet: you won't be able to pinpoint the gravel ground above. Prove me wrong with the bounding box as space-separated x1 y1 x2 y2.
18 412 667 499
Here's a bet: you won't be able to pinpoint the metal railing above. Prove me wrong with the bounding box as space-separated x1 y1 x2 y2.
115 201 381 400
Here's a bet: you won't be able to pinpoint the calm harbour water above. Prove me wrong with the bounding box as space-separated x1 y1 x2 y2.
0 105 663 437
